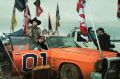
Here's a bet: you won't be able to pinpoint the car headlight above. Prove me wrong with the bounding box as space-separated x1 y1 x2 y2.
94 60 103 72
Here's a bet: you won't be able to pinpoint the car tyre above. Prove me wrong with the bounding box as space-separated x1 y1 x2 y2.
59 63 83 79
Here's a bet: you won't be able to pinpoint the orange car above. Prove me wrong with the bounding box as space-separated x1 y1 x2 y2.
2 35 120 79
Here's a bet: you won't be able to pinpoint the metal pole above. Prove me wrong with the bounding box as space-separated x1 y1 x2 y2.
86 0 103 59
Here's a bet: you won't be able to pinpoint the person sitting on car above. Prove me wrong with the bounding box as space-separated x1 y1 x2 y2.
27 17 42 42
88 27 116 52
37 36 48 50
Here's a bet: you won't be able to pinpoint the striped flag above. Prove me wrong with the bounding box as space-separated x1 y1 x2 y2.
117 0 120 18
34 0 43 17
11 5 17 32
23 5 31 35
76 0 88 36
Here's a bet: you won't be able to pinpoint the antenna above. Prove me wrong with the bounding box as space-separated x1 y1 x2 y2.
114 35 115 41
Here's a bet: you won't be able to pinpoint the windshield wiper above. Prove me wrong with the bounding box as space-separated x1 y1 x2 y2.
59 46 72 48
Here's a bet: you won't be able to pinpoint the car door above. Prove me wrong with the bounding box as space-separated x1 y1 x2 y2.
9 36 47 75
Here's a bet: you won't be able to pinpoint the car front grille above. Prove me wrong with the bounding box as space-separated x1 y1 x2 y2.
102 57 120 79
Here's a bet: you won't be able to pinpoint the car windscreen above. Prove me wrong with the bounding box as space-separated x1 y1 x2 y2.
9 36 40 50
46 36 80 48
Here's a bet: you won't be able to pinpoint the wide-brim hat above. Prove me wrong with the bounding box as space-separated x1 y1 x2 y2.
29 17 41 25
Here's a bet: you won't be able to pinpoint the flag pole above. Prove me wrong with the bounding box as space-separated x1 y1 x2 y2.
86 0 103 59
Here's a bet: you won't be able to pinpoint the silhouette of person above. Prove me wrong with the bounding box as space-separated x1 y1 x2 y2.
96 28 111 50
37 36 48 50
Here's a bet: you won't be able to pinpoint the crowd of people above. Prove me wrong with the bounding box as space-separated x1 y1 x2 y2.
24 17 117 52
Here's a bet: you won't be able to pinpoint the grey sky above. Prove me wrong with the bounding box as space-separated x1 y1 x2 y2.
0 0 120 39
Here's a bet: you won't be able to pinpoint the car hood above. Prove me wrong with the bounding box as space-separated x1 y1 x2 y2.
50 47 117 60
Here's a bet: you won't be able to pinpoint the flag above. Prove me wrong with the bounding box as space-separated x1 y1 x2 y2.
76 0 88 36
34 0 43 17
11 5 17 32
15 0 26 12
76 0 83 12
56 19 59 31
76 0 85 12
48 13 53 35
24 5 31 17
117 0 120 18
48 13 52 30
56 3 60 31
80 22 88 35
23 5 31 35
56 3 60 21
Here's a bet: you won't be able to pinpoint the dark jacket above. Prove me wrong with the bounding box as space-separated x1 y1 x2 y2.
37 42 48 50
97 33 110 50
88 28 115 51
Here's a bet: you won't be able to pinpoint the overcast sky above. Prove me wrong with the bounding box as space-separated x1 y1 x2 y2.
0 0 120 39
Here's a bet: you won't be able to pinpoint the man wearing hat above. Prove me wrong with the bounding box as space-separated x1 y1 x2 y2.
27 17 41 42
96 27 111 51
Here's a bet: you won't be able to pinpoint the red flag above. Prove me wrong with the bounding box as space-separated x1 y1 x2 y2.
117 0 120 18
23 5 31 35
76 0 88 36
34 0 43 17
80 22 88 35
76 0 85 12
77 0 83 12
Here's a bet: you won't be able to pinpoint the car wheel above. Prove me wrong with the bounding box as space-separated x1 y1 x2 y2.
59 63 83 79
